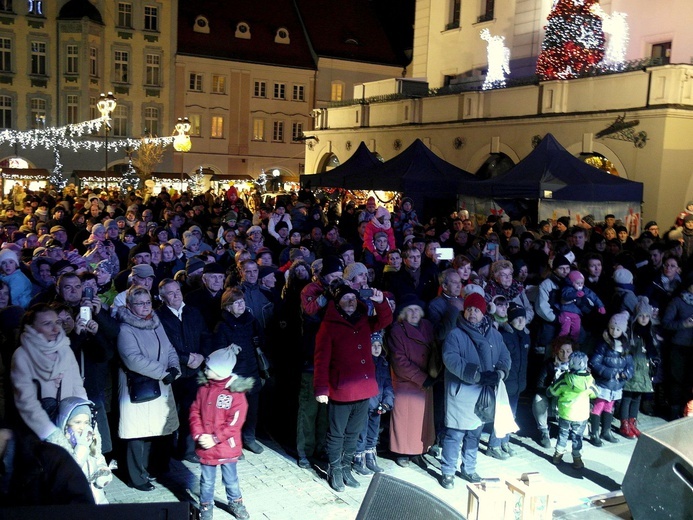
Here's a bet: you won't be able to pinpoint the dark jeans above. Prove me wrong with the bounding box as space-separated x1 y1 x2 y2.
242 390 260 444
172 375 198 459
296 372 327 458
326 399 369 463
620 391 643 420
356 408 382 452
126 438 152 487
441 424 484 476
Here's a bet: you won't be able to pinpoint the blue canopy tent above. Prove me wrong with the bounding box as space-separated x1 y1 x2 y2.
460 134 644 227
300 141 381 189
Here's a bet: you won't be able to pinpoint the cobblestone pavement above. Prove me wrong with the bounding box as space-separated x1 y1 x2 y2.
105 412 667 519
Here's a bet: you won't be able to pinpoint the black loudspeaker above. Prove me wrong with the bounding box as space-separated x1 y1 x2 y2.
0 501 193 520
622 417 693 520
355 472 464 520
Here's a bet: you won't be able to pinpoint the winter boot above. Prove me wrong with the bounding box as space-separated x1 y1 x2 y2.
600 413 620 443
572 455 584 470
228 499 250 520
552 452 563 465
629 418 641 437
352 452 373 475
538 429 552 449
589 414 603 447
619 419 636 439
365 448 384 473
327 460 345 492
341 453 360 488
200 502 213 520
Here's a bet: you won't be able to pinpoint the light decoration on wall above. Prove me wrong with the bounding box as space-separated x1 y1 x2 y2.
480 29 511 90
172 118 192 152
536 0 605 81
590 5 629 70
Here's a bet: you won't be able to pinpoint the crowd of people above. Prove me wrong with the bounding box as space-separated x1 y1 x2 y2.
0 182 692 515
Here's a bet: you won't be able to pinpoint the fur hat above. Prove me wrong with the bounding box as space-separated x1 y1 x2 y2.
464 293 487 314
0 248 19 266
613 268 633 285
568 270 584 284
205 345 240 379
321 256 343 277
634 296 653 320
343 262 368 282
609 311 630 332
507 302 526 322
569 351 588 373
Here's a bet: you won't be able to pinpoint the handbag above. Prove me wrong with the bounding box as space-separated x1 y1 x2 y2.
474 384 496 423
124 331 162 404
34 379 61 423
256 347 271 380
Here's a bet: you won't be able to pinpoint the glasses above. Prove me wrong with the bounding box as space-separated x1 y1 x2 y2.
131 301 152 307
231 300 245 306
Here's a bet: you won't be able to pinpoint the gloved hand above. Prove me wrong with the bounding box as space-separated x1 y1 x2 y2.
477 370 501 386
422 376 436 388
162 367 179 385
92 467 113 489
74 426 94 447
598 307 606 314
576 291 585 297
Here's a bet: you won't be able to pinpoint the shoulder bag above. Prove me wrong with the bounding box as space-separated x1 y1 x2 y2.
125 332 162 404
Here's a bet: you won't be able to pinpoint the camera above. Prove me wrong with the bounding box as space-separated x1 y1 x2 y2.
359 288 374 299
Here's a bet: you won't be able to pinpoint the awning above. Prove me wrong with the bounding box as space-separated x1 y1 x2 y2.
211 174 254 181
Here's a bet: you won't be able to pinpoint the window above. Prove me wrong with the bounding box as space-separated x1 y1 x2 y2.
447 0 461 30
0 1 12 14
273 83 286 99
89 96 96 120
252 118 264 141
144 5 158 31
292 84 305 102
30 98 45 128
651 42 672 64
89 47 97 77
330 81 344 102
211 116 224 138
212 75 226 94
254 80 266 98
0 95 11 128
0 38 11 73
292 122 303 142
145 53 160 86
112 105 128 136
66 95 78 124
30 41 46 75
144 106 159 136
66 45 78 74
114 49 129 83
478 0 494 23
272 121 284 142
189 73 203 91
188 114 201 136
27 0 42 15
118 3 132 28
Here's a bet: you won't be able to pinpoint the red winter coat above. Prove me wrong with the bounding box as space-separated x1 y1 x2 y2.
314 299 393 402
189 375 252 465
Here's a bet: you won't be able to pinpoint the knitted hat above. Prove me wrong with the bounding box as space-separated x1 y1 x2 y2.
609 311 630 332
396 293 426 316
91 223 105 236
258 265 277 279
634 296 653 320
184 235 199 248
131 264 155 278
94 260 113 273
103 219 118 229
375 207 390 220
275 221 289 231
613 268 633 285
205 345 240 379
321 256 343 277
464 293 487 314
0 248 19 266
223 210 238 222
644 221 657 230
68 404 92 422
552 254 571 269
463 284 485 298
373 231 388 242
684 214 693 223
186 257 205 275
332 283 358 303
507 302 526 322
343 262 368 282
288 247 304 262
557 216 570 228
568 270 584 284
569 351 588 373
581 214 596 228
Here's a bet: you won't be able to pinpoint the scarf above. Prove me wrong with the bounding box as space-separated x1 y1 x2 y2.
19 325 72 382
485 278 524 301
337 306 362 325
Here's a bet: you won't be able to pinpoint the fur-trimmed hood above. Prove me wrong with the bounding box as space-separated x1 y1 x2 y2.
117 305 161 330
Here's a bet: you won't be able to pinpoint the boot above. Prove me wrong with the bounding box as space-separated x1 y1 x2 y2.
200 502 213 520
228 499 250 520
341 453 360 488
352 452 373 475
365 448 384 473
327 460 345 492
572 455 584 470
600 413 620 443
552 452 563 465
589 414 603 447
619 419 636 439
629 418 641 437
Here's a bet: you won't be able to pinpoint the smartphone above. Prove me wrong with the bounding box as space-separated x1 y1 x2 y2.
80 305 92 322
359 288 374 299
438 248 454 261
84 286 94 300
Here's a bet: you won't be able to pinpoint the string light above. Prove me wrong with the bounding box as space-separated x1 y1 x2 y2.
591 5 629 70
120 155 140 191
187 165 204 195
480 29 511 90
50 148 67 189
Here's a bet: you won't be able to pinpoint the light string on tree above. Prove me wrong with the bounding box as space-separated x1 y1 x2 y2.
50 147 67 189
120 155 140 191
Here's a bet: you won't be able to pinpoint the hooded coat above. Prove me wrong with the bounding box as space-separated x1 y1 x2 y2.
116 307 180 439
547 371 598 421
590 333 635 400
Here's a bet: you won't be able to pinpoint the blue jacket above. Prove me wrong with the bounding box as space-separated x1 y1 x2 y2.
590 334 634 400
369 354 394 412
498 322 529 397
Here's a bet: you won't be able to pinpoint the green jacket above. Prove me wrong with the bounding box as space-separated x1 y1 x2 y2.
548 371 598 422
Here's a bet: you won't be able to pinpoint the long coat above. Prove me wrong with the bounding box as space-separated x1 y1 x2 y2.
117 307 180 439
314 299 393 402
388 319 436 455
442 317 511 431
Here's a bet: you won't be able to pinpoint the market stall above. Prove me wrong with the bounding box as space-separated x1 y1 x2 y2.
1 168 50 195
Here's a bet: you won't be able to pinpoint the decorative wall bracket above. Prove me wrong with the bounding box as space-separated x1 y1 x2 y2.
596 114 648 148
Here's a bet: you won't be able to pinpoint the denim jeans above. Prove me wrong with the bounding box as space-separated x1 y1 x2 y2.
200 462 241 505
554 418 587 456
441 424 483 476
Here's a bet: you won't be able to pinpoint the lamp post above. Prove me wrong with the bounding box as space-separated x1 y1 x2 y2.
173 117 191 193
97 92 117 183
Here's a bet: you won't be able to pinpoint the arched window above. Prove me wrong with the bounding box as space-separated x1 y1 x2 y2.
318 153 340 172
581 153 620 176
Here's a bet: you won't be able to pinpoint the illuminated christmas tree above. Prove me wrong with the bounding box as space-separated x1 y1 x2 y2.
536 0 605 80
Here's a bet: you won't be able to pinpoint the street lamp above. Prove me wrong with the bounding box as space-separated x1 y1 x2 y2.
173 117 192 193
97 92 117 180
